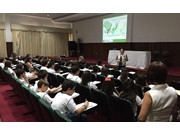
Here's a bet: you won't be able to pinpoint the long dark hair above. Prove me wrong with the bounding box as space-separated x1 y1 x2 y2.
81 71 92 86
120 79 137 106
4 60 12 70
101 78 116 96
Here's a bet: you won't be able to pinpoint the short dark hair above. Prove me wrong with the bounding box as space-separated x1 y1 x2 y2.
4 60 12 70
71 65 80 74
54 64 61 71
47 60 55 68
37 79 49 88
41 59 48 66
15 69 25 78
147 61 167 84
16 63 24 70
92 65 99 73
101 68 109 77
97 60 102 65
38 70 47 80
61 80 75 92
0 57 5 62
85 63 91 68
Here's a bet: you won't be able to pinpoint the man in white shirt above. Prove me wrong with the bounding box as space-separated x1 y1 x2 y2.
47 60 56 74
51 80 89 122
36 80 53 105
40 59 49 71
31 70 62 94
66 65 82 83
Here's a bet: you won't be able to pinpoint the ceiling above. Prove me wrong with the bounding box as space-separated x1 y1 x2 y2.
13 13 110 22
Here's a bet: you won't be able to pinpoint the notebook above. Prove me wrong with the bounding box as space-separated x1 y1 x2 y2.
176 90 180 96
93 81 101 85
71 92 80 98
129 71 136 74
76 102 98 111
61 72 69 76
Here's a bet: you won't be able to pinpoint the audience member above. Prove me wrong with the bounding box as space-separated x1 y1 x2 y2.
81 71 97 89
31 70 62 93
37 79 53 105
0 57 5 68
101 77 120 97
119 79 142 117
4 60 16 77
51 80 88 122
15 69 30 87
66 65 82 83
47 60 55 74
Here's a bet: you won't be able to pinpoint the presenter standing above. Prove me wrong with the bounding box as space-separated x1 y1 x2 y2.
116 48 128 70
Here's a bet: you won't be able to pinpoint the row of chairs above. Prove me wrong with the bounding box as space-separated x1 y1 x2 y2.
1 68 72 122
47 71 136 122
69 80 136 122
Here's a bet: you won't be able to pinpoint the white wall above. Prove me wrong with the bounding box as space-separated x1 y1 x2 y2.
73 13 132 43
73 13 180 43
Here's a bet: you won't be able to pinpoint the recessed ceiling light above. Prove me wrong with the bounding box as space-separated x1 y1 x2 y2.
47 14 49 17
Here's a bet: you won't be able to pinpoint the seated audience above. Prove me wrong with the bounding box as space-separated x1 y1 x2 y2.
31 70 62 93
81 62 91 71
135 74 149 94
15 69 30 87
101 77 120 97
138 61 178 122
15 63 37 79
66 65 82 83
36 79 53 105
25 57 34 71
81 71 97 89
54 64 63 76
40 59 49 71
4 60 16 77
96 60 104 70
47 60 55 74
51 80 89 122
101 67 114 78
119 79 142 117
0 57 5 68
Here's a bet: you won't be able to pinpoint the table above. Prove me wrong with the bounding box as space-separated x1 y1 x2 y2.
107 50 151 69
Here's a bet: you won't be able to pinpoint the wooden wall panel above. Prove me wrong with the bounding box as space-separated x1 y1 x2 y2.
80 42 180 67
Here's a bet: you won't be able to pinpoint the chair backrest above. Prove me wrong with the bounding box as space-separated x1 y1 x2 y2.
110 70 120 78
21 84 34 112
23 63 30 72
62 66 70 73
47 72 59 87
56 75 65 84
91 88 111 119
170 80 180 90
112 78 123 92
96 75 105 89
109 95 135 122
136 84 144 99
38 98 55 122
76 83 92 103
53 110 72 122
29 90 44 121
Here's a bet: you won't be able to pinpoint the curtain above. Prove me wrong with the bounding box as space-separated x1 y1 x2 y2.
12 30 69 57
0 29 7 57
